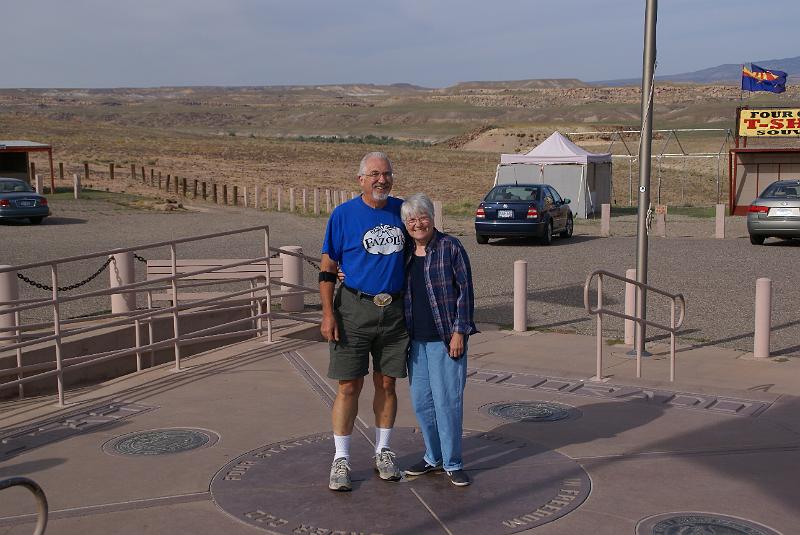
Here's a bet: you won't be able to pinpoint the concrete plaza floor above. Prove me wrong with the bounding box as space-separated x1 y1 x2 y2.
1 320 798 534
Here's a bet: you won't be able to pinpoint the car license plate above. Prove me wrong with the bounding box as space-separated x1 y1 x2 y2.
18 200 34 207
769 207 798 217
497 209 514 218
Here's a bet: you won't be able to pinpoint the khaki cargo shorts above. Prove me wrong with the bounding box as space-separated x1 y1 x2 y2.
327 286 409 380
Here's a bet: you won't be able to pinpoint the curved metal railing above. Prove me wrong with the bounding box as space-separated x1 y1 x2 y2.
0 477 48 534
584 269 686 381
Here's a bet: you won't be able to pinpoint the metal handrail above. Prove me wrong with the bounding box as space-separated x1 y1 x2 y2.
584 269 686 382
0 477 48 534
0 226 321 405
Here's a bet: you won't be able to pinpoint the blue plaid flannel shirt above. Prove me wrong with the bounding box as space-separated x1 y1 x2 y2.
404 230 478 344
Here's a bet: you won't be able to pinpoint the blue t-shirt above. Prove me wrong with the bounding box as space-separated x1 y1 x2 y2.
321 196 406 295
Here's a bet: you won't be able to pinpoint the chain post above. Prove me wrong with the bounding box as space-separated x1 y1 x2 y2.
170 244 182 370
51 264 65 407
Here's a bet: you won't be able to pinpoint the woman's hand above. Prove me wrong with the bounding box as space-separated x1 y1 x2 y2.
449 332 464 359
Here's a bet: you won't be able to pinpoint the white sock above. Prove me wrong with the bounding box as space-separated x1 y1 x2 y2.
334 434 350 461
375 427 392 454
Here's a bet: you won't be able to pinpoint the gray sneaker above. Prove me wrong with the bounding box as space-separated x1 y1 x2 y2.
375 448 402 481
329 457 352 491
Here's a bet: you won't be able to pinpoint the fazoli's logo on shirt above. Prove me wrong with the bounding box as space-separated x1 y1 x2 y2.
738 108 800 137
362 224 405 255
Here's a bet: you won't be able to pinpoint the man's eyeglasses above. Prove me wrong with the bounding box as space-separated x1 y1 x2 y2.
362 171 394 180
405 216 431 226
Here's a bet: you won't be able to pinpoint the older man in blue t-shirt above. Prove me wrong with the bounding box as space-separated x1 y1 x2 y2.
319 152 408 491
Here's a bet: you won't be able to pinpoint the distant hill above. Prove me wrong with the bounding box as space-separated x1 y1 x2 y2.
595 55 800 86
446 79 588 91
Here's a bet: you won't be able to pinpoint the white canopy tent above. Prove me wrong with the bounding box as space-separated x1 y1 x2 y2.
495 132 613 218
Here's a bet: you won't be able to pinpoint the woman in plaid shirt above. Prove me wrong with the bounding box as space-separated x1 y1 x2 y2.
400 193 477 487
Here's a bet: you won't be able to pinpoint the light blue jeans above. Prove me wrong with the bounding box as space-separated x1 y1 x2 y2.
408 339 467 471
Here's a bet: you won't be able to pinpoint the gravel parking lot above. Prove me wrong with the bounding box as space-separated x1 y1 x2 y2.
3 196 799 358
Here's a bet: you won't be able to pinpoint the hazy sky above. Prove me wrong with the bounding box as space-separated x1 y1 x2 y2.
2 0 797 88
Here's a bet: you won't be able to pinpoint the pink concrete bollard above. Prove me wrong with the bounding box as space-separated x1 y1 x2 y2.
753 277 772 358
715 204 725 239
109 252 136 313
624 268 636 345
0 266 19 347
600 204 610 237
513 260 527 332
280 246 304 312
433 200 443 231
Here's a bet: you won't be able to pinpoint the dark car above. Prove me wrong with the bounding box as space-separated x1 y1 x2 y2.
0 177 50 225
747 179 800 245
475 183 573 245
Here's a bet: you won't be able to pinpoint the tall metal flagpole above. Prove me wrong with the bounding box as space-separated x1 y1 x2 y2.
635 0 657 358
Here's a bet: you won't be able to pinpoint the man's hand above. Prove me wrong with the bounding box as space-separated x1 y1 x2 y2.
321 313 339 342
449 332 464 359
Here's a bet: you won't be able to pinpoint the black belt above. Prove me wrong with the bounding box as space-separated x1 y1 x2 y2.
342 285 403 306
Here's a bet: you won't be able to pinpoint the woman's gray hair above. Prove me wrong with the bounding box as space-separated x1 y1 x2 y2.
358 152 392 176
401 193 435 223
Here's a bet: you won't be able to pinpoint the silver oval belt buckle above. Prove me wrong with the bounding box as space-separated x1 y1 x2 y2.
373 293 392 306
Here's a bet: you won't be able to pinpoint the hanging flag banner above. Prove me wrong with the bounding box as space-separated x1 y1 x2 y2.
741 64 787 93
737 108 800 137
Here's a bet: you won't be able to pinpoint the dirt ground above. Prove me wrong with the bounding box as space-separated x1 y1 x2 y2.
4 83 800 212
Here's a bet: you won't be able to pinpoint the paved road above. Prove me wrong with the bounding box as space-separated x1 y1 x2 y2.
3 196 799 357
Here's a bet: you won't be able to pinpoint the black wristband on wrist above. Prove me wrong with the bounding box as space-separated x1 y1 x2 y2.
319 271 337 283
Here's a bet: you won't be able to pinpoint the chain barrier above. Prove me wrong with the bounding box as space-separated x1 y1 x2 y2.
15 252 316 293
17 257 114 292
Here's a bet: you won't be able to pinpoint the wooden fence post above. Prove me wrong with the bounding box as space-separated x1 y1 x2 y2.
289 187 295 212
181 177 187 196
254 185 261 210
233 185 238 206
202 181 207 200
131 163 136 181
109 163 114 181
277 186 283 211
193 179 198 198
222 184 228 204
165 174 171 191
314 188 320 215
302 188 307 213
212 183 218 203
84 162 90 183
158 172 162 189
265 186 272 210
59 162 64 181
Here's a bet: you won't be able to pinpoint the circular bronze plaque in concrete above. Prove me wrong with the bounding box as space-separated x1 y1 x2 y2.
636 512 783 535
211 427 590 535
103 428 219 456
481 400 580 422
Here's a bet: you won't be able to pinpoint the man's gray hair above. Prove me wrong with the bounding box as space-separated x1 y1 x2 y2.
359 152 392 176
401 192 435 223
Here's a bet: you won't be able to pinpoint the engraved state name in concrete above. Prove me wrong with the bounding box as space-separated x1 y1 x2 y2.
211 428 590 534
0 401 154 460
467 368 771 417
